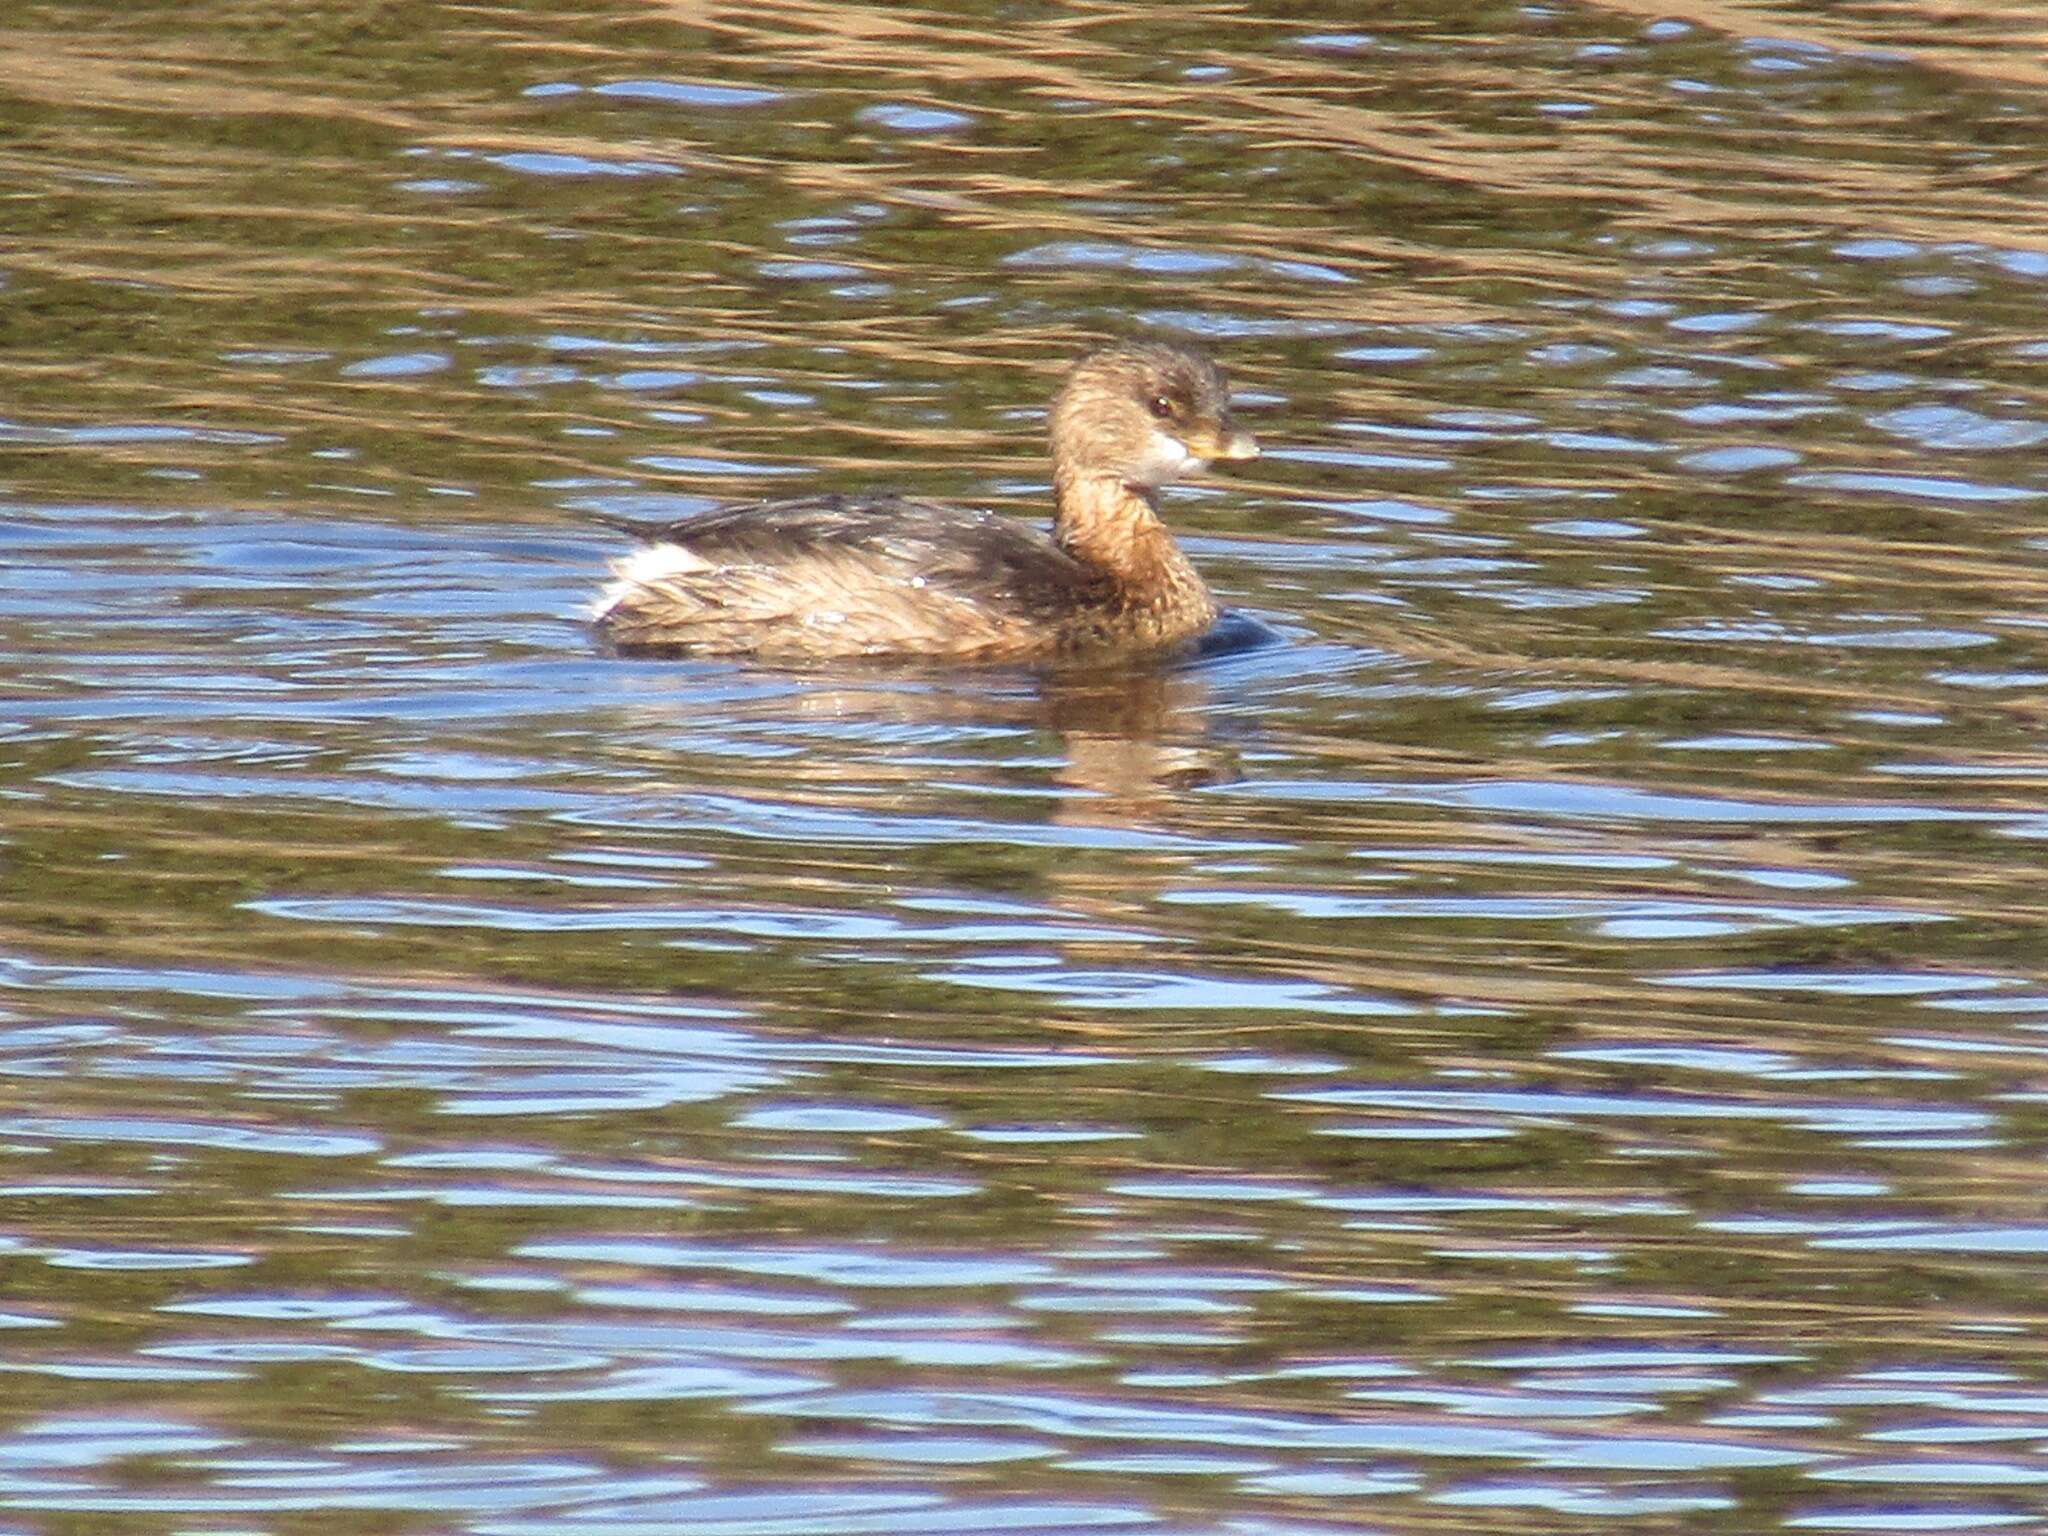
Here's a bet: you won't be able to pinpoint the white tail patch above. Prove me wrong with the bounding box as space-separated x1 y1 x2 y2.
590 542 710 620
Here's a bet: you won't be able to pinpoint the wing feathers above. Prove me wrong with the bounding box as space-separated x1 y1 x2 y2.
593 494 1098 658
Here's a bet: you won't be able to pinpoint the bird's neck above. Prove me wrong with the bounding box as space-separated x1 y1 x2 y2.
1052 468 1213 619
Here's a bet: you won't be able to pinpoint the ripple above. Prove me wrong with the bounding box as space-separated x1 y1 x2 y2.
1868 406 2048 450
43 1249 254 1271
924 961 1407 1014
1810 1226 2048 1254
519 1240 1055 1289
1276 1085 1990 1139
3 1116 378 1157
591 80 785 108
1789 471 2043 503
855 104 975 134
1002 240 1352 284
1222 776 2012 827
731 1103 950 1133
781 1433 1053 1463
339 352 450 379
483 151 681 178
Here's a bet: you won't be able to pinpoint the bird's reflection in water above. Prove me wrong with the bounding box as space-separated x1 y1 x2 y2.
595 636 1275 1045
1040 663 1238 809
601 623 1274 827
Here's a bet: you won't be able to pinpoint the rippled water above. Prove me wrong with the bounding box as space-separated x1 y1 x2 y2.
6 1 2048 1531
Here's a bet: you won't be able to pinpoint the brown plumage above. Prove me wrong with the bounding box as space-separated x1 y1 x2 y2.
591 338 1260 662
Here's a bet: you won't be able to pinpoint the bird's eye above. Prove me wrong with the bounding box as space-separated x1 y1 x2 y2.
1148 394 1176 420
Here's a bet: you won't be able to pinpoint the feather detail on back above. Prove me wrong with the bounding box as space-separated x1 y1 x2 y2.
595 494 1118 660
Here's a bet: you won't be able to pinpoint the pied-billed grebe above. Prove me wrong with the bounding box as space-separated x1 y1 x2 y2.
592 338 1259 661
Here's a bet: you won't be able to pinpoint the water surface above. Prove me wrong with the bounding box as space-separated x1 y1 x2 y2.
6 1 2048 1532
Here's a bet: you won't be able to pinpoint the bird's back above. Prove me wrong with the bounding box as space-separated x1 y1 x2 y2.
592 493 1118 660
